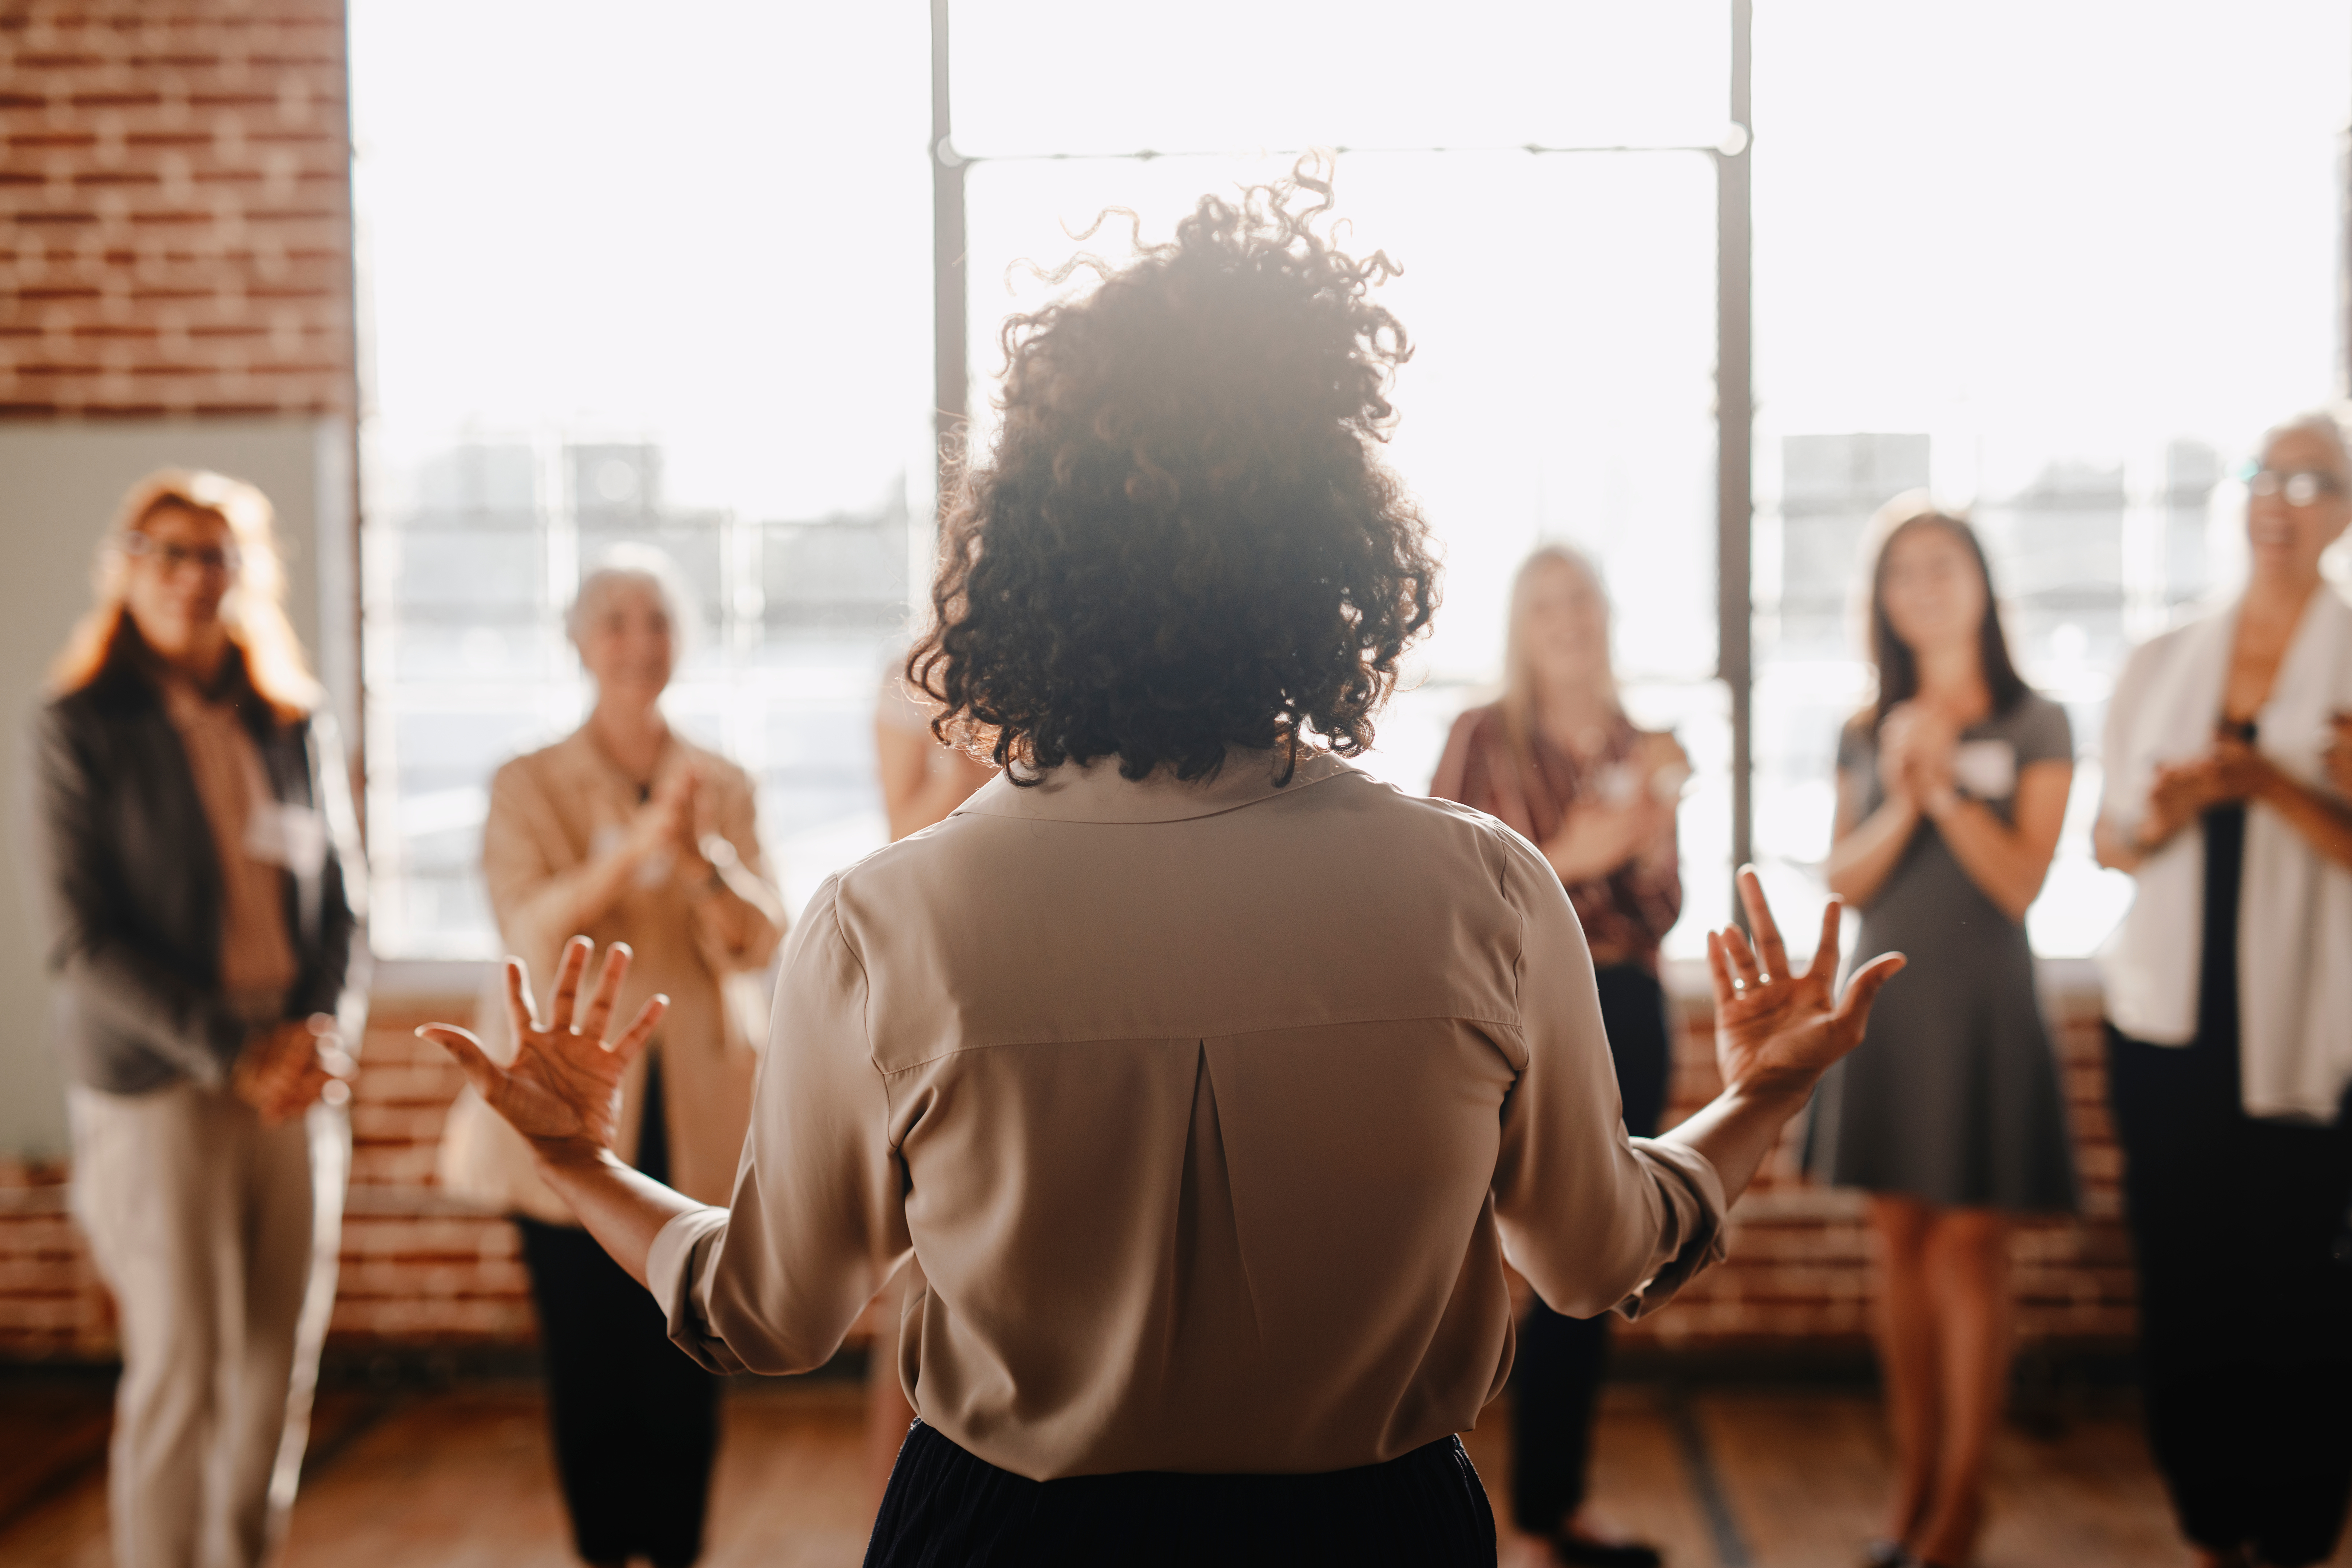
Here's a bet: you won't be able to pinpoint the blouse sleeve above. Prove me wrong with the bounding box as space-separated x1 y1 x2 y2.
2015 696 2075 768
480 758 580 960
696 762 786 972
646 875 910 1375
1488 829 1728 1318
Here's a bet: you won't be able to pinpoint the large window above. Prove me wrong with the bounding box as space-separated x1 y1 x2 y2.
350 3 934 956
1749 0 2352 959
351 3 2352 970
951 0 1740 952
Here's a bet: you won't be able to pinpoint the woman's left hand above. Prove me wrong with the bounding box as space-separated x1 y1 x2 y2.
421 936 668 1167
1707 868 1905 1097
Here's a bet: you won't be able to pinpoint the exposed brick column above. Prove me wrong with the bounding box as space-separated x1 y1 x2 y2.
0 1 354 417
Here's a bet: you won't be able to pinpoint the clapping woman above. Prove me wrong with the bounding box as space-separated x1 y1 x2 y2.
1431 544 1686 1568
1813 498 2077 1568
2094 414 2352 1568
452 548 784 1568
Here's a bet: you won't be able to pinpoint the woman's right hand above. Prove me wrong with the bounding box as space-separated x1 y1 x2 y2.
1878 702 1956 809
421 936 668 1167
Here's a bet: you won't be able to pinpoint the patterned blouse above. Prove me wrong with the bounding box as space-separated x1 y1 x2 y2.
1429 703 1684 970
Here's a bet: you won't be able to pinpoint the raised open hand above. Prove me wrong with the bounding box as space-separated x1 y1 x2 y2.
420 936 668 1165
1707 867 1905 1097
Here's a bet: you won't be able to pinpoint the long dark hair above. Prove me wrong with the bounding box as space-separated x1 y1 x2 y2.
1866 500 2027 732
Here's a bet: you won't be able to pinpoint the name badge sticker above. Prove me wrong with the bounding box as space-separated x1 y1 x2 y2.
245 802 328 875
1952 739 2018 801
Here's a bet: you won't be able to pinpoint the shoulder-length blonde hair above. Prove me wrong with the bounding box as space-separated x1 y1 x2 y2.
49 469 318 723
1498 542 1621 761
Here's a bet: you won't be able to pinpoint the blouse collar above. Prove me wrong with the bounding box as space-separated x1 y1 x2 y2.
955 746 1354 825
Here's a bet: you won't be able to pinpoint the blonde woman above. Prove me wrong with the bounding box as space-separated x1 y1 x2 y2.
1431 544 1686 1568
450 548 783 1568
36 470 366 1568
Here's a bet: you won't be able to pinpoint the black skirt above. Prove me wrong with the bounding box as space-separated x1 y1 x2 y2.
864 1420 1497 1568
515 1051 721 1568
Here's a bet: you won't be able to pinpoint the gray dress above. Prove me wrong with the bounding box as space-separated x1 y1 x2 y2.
1806 694 2079 1212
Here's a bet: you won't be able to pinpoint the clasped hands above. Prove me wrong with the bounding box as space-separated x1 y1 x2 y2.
421 936 670 1169
1877 701 1963 819
231 1013 354 1126
1541 733 1689 884
2136 725 2289 851
624 766 707 874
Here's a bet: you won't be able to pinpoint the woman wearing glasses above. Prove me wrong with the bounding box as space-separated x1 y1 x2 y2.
2095 414 2352 1568
35 471 366 1568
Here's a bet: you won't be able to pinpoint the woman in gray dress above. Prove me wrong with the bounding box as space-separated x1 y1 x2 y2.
1813 497 2077 1568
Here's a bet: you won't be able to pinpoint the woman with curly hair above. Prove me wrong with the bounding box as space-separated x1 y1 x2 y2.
424 172 1901 1566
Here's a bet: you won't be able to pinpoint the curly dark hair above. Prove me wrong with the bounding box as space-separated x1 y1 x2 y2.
910 167 1439 786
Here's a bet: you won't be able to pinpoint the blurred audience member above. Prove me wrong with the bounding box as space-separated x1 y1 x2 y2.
1815 498 2077 1568
448 547 783 1568
1430 544 1685 1568
861 657 995 1503
2095 413 2352 1568
37 470 366 1568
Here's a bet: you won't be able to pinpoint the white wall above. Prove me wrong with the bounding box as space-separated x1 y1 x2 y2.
0 418 355 1159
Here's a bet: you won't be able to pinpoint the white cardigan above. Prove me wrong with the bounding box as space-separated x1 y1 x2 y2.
2098 587 2352 1121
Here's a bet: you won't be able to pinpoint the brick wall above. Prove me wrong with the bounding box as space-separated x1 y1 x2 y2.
0 987 2136 1364
0 1 354 416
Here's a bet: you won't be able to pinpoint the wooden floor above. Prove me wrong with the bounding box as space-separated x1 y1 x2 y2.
2 1375 2346 1567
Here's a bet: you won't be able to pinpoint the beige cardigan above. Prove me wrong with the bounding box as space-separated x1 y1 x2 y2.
648 750 1726 1480
442 727 784 1220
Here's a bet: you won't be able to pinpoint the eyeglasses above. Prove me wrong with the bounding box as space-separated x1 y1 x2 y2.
2236 463 2345 507
119 533 241 576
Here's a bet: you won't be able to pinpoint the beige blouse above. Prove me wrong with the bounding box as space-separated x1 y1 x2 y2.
158 674 298 1008
476 728 783 1212
648 750 1726 1480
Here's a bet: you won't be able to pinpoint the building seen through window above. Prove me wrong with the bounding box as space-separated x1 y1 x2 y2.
1753 433 2235 959
362 440 911 957
350 0 2351 968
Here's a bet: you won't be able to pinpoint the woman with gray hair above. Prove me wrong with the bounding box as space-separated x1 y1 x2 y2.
449 547 784 1568
2095 412 2352 1568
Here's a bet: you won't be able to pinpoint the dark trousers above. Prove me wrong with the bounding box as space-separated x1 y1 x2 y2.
515 1052 720 1567
865 1419 1496 1568
1510 964 1673 1537
2108 1024 2352 1567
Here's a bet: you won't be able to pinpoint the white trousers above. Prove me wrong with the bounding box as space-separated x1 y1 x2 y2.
69 1083 348 1568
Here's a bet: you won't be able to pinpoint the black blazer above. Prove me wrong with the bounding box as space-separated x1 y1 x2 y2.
33 642 368 1094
